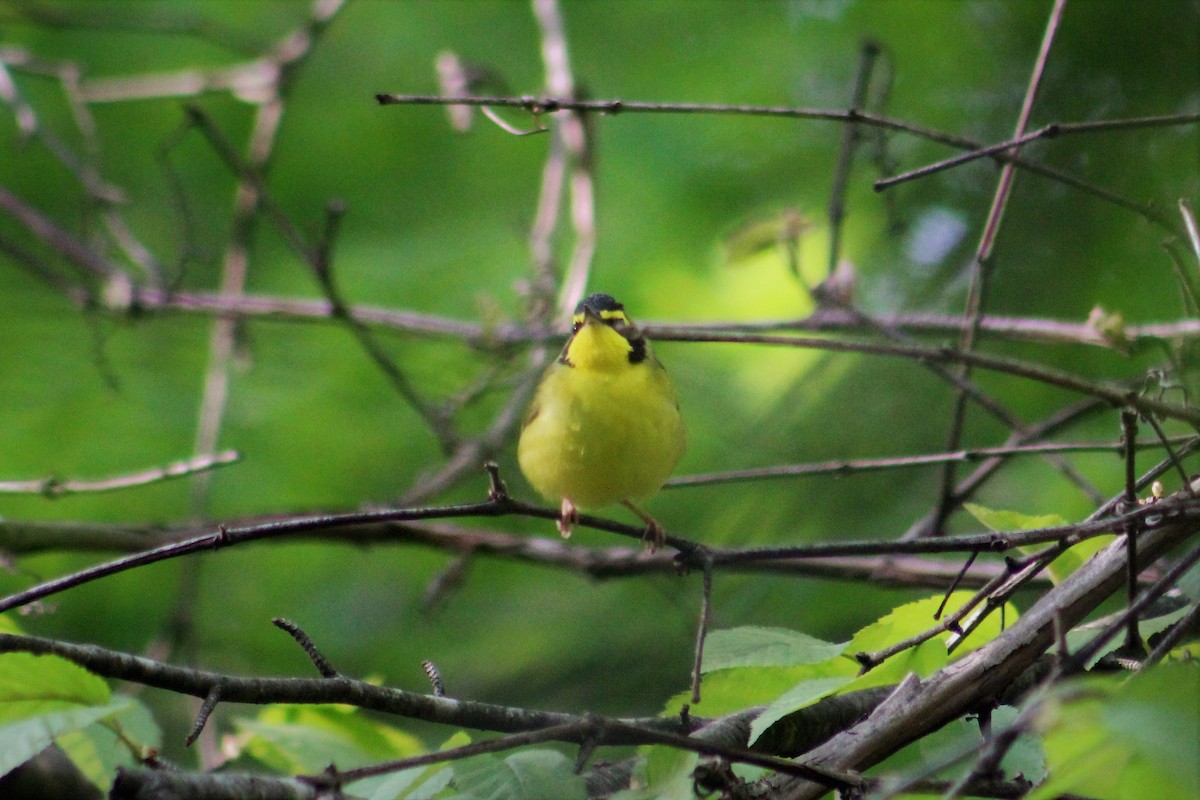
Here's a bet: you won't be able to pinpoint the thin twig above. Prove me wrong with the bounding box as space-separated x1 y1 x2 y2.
666 436 1193 488
116 289 1200 349
933 0 1068 537
0 451 239 496
531 0 595 319
875 112 1200 190
690 555 714 703
273 617 341 678
375 93 1186 238
1141 600 1200 669
1121 411 1143 654
648 328 1200 428
827 40 880 276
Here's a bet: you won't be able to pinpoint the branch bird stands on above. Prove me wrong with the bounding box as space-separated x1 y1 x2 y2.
518 294 686 551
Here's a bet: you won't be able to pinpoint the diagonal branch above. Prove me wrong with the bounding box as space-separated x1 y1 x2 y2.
933 0 1069 536
766 502 1199 799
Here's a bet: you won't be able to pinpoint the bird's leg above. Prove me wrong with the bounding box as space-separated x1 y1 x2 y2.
622 501 666 552
558 497 579 538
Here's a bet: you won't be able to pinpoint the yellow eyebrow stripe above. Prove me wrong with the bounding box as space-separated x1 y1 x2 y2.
572 309 630 324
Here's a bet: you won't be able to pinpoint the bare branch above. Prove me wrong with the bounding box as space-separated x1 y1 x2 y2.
0 451 239 497
667 436 1194 488
4 484 1196 617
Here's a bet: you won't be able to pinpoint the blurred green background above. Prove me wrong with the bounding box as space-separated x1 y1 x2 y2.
1 0 1196 757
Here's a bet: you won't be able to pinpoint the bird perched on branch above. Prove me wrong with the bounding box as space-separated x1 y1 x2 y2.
518 293 685 550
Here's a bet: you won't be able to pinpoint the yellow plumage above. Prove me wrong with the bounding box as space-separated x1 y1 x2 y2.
518 294 685 548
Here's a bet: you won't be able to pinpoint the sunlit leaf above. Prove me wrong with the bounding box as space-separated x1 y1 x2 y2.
703 627 846 671
0 653 111 718
963 503 1067 533
56 696 160 794
236 704 424 774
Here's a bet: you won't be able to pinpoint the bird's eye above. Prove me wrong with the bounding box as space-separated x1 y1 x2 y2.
572 321 584 333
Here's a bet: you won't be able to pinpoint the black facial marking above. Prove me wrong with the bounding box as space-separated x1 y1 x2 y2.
568 292 649 364
627 334 647 364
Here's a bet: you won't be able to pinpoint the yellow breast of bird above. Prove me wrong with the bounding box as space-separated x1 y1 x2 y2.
518 357 684 510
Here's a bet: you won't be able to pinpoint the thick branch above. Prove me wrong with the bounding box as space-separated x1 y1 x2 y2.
766 511 1200 799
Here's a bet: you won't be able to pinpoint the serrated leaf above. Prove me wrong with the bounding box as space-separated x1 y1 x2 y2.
703 627 845 672
748 675 854 745
842 592 1020 692
667 656 857 719
452 750 586 800
0 653 118 780
0 653 111 719
989 705 1046 784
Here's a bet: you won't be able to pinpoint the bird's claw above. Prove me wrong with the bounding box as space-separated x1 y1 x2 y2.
641 520 666 553
558 497 579 538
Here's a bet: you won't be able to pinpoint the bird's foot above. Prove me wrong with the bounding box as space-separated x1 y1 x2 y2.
642 520 666 553
557 497 579 538
623 500 666 553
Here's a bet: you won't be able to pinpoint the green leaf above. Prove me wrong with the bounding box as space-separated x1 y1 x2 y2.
963 503 1067 532
348 731 468 800
1040 535 1113 584
56 696 161 794
703 627 846 671
692 594 1019 737
668 657 857 719
352 764 454 800
0 653 111 720
989 705 1046 784
1028 666 1200 800
844 591 1019 690
748 675 855 745
0 652 119 779
0 700 130 779
610 745 697 800
966 502 1109 585
847 591 998 660
452 750 586 800
236 704 424 774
